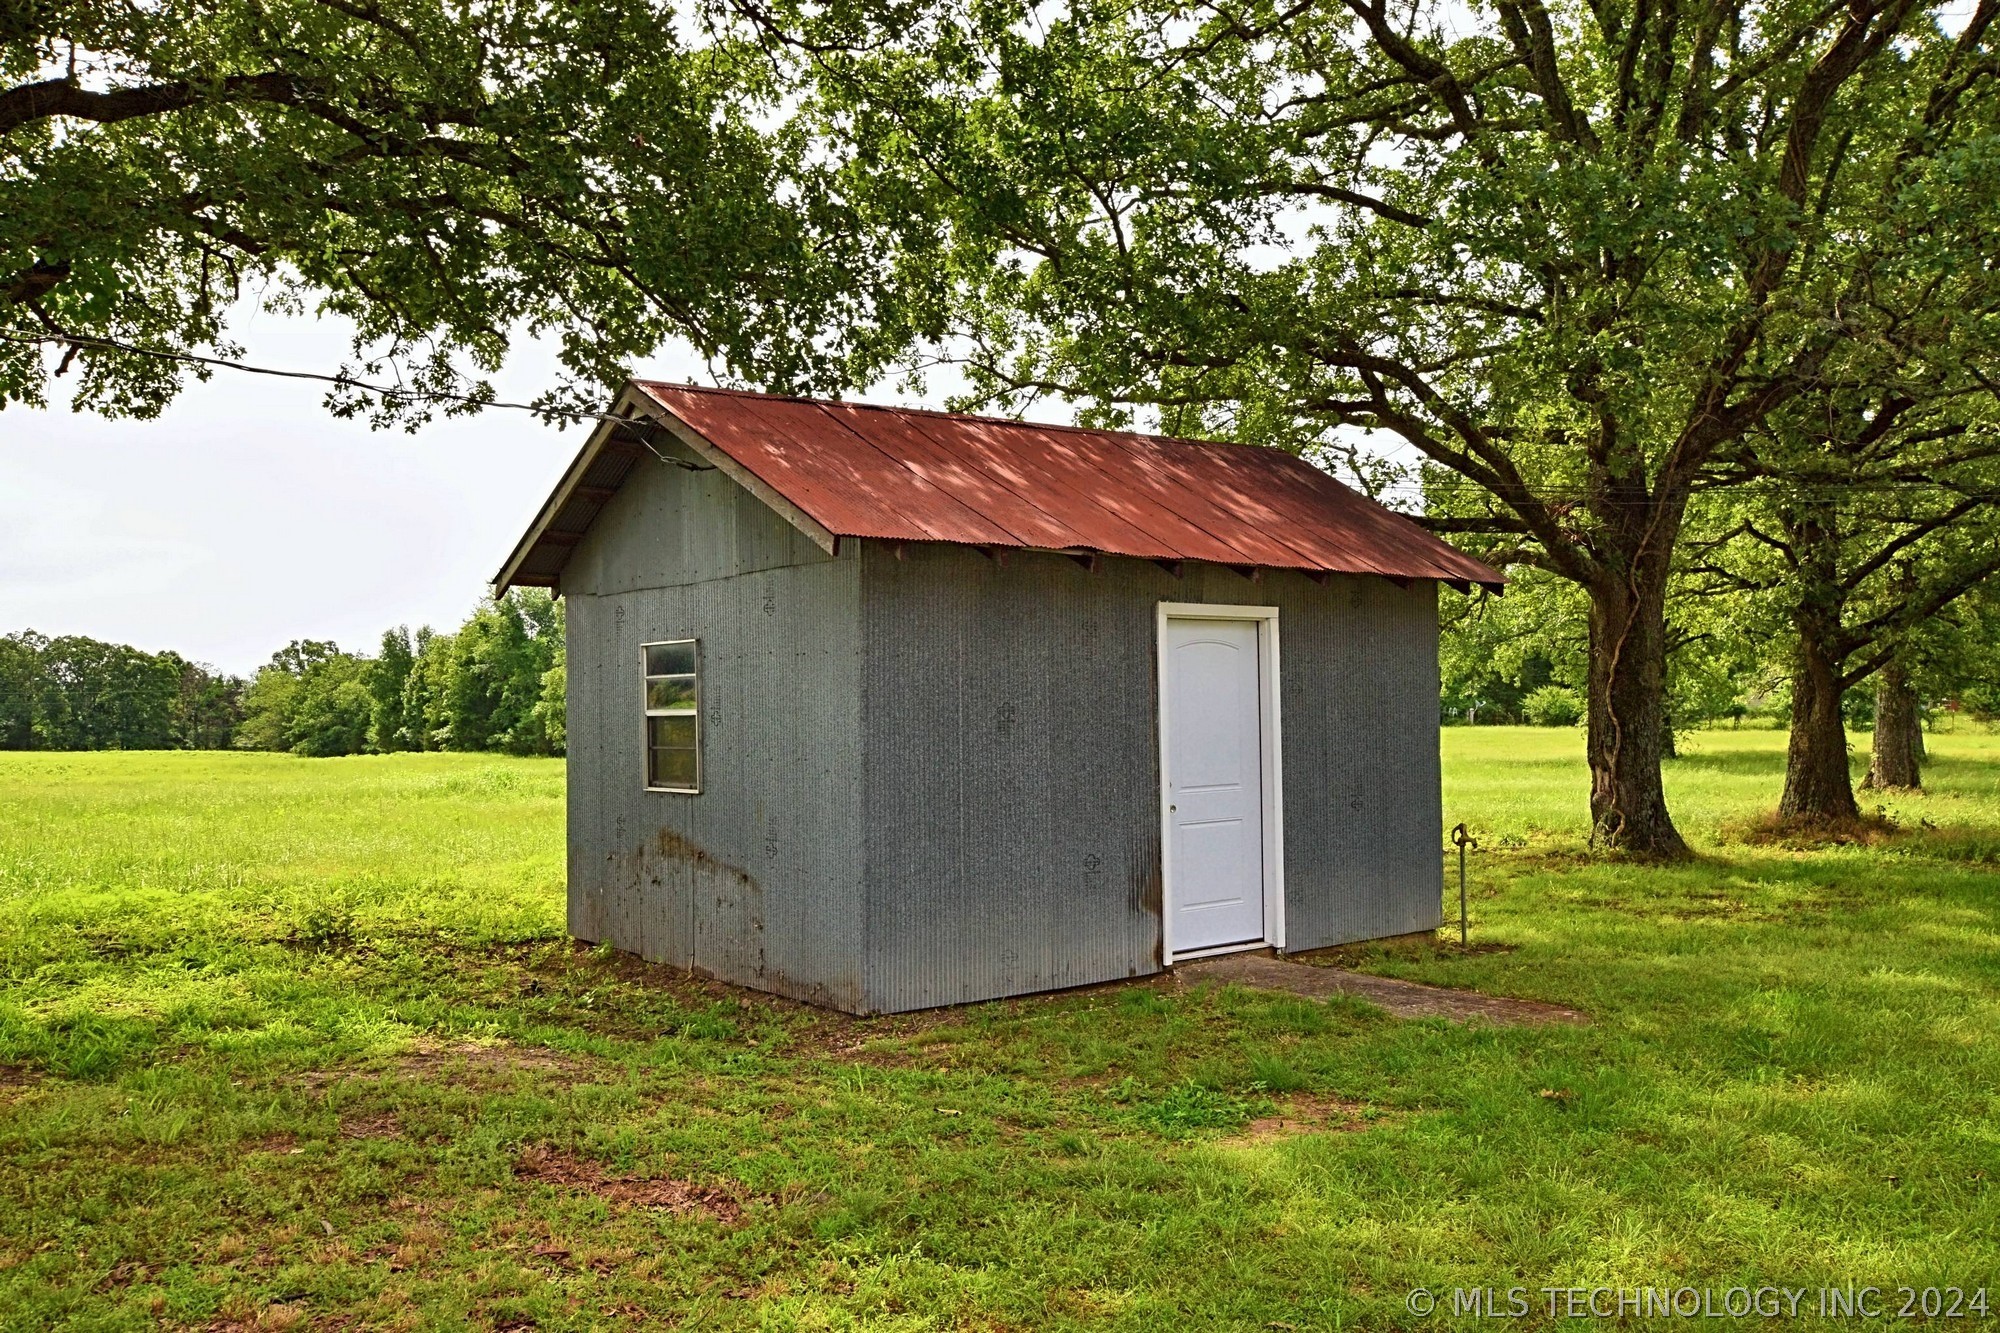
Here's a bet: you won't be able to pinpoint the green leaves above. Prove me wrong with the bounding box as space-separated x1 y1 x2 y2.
0 631 233 751
757 0 2000 851
1 0 925 421
776 0 1999 541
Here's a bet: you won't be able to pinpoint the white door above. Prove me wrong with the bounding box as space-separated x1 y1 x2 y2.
1163 617 1267 953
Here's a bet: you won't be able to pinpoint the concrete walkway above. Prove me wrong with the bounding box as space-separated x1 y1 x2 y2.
1177 952 1588 1026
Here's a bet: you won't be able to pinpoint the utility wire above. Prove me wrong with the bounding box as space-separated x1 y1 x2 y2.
13 330 2000 502
1375 479 2000 499
0 330 633 427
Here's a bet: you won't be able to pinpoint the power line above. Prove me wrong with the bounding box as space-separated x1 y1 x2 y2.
12 330 2000 503
1 330 630 426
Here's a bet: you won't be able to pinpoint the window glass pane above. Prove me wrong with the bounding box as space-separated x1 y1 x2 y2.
649 714 696 749
649 745 698 789
643 640 698 792
646 675 696 711
645 642 695 676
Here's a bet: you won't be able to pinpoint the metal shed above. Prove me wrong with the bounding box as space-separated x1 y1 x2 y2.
496 381 1501 1014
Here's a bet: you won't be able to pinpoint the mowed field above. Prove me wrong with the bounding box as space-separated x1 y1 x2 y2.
1 733 1997 1330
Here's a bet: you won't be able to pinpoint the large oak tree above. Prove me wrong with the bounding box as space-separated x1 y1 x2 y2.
776 0 2000 856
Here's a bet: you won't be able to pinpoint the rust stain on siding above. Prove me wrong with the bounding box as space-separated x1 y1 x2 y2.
652 827 758 895
1137 828 1165 966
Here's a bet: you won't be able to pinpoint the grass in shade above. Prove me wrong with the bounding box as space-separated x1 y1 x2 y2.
1 733 1996 1329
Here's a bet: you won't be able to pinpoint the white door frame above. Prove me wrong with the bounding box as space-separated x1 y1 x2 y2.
1156 602 1286 961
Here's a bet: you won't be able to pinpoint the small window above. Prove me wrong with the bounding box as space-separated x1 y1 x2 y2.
643 640 700 792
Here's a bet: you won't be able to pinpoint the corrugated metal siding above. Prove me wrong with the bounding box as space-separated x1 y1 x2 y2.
1276 576 1446 947
559 439 835 597
857 544 1443 1013
502 435 649 589
563 438 1443 1016
858 545 1159 1012
563 446 869 1011
564 597 607 945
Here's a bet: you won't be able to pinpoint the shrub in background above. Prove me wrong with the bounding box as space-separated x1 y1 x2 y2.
1522 686 1584 728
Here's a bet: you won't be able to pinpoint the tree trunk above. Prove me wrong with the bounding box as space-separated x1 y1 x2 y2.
1585 576 1688 858
1777 626 1859 824
1864 660 1922 790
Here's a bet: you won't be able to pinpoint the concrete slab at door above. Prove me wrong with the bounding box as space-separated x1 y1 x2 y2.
1164 617 1265 952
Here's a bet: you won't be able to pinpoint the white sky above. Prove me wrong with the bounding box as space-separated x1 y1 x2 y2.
0 309 717 676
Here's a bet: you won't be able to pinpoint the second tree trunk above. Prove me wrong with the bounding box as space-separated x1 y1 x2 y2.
1778 627 1859 825
1586 576 1689 858
1864 661 1922 790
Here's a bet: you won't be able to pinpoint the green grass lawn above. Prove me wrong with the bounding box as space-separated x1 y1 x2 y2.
1 733 1996 1330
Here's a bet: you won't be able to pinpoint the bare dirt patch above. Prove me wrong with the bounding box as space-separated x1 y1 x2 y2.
340 1110 402 1140
1181 953 1588 1026
202 1307 355 1333
296 1040 598 1090
1726 810 1902 848
805 1014 966 1067
0 1063 41 1103
514 1145 745 1223
391 1039 590 1080
96 1259 153 1291
1299 937 1519 967
1222 1092 1378 1145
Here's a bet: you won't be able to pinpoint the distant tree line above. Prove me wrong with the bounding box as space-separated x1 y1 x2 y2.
0 590 563 757
1440 569 2000 761
0 634 241 751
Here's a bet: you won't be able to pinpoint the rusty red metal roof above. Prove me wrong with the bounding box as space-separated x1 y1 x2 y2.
495 381 1503 592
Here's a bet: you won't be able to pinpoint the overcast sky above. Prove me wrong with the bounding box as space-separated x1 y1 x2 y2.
1 309 722 676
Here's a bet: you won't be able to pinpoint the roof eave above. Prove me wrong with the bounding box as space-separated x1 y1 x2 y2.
631 383 840 556
491 384 660 595
493 382 855 598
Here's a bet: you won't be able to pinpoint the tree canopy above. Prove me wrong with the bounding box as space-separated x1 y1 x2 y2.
0 631 239 750
2 590 564 757
2 0 926 423
236 591 564 756
759 0 2000 852
1691 382 2000 820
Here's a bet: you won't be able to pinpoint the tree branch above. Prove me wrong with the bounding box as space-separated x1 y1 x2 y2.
0 72 294 136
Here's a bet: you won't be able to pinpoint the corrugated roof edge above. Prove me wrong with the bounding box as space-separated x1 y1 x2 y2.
495 380 1505 593
491 383 662 594
633 381 1504 590
641 379 1285 453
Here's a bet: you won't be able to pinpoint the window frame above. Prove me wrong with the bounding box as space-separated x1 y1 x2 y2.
641 638 702 794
